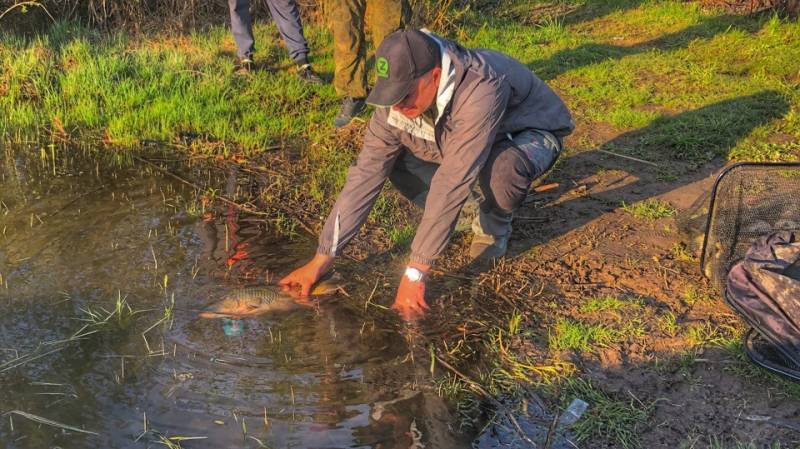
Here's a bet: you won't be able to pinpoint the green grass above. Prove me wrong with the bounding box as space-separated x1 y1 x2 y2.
559 377 652 449
2 2 799 165
580 295 641 313
670 242 696 262
0 22 338 151
549 318 640 352
621 198 676 219
683 284 715 306
387 223 415 248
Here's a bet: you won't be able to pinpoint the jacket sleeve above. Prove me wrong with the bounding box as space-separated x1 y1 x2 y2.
409 79 511 266
317 108 403 256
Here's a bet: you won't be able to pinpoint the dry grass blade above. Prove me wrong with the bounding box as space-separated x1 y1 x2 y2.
0 1 56 23
3 410 99 435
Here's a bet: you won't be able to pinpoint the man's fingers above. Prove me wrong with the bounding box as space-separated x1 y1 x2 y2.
300 281 312 297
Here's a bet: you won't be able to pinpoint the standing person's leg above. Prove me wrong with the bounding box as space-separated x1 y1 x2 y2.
228 0 256 64
330 0 368 127
264 0 309 63
367 0 407 49
265 0 323 83
471 130 562 259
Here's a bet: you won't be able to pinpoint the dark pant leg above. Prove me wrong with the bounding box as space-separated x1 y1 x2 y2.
265 0 310 63
388 150 439 209
229 0 256 59
330 0 367 97
476 130 561 237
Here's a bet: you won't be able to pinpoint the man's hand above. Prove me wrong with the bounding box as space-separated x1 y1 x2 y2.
279 253 334 297
392 263 430 321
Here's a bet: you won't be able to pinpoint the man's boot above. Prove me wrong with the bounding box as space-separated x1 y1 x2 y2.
469 207 513 261
334 96 366 128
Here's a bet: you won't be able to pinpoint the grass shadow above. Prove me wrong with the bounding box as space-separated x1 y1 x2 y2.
530 13 764 81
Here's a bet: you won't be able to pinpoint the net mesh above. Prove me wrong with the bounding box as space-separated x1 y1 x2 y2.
702 163 800 293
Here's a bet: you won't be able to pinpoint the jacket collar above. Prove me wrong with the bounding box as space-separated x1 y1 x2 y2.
422 30 457 124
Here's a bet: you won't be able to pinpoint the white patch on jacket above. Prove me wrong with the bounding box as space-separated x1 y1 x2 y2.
386 32 456 142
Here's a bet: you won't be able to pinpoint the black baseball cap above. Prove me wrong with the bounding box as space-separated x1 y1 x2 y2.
365 29 441 107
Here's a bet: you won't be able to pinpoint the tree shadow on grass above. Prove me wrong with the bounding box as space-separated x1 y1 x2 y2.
530 13 765 81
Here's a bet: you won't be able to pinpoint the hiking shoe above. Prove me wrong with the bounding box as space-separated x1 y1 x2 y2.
469 232 509 261
334 96 365 128
469 212 511 261
297 63 323 85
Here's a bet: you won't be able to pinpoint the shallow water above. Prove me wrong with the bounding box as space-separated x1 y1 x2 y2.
0 145 460 449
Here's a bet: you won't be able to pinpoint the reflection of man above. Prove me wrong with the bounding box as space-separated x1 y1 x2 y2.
329 0 407 127
228 0 323 83
280 30 574 320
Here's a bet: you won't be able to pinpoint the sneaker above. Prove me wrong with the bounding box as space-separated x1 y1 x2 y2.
296 63 323 85
334 96 366 128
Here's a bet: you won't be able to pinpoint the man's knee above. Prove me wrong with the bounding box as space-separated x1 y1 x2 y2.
480 147 531 213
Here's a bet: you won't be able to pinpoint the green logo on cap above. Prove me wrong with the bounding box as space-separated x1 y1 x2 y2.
376 57 390 78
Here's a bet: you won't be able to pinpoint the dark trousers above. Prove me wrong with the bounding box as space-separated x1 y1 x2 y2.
389 129 561 237
228 0 310 63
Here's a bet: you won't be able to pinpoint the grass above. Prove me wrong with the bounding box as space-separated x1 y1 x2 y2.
683 284 715 306
388 223 415 248
549 318 642 352
621 198 676 219
670 242 696 262
580 294 641 314
559 377 652 449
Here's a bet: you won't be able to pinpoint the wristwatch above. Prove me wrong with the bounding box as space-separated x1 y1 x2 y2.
404 266 425 282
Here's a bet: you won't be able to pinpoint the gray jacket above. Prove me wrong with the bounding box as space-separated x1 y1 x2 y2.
317 34 574 265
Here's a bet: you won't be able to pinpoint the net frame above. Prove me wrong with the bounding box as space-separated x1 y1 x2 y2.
700 162 800 293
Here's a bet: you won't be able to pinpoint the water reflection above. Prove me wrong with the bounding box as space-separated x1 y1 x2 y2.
0 145 464 449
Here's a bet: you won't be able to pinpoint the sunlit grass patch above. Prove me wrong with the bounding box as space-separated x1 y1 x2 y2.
580 295 642 314
388 224 415 248
549 318 638 352
621 198 675 219
670 242 696 262
559 377 652 449
657 312 679 337
684 322 736 347
682 284 715 306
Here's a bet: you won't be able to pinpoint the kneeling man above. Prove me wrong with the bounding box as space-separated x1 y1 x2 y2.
280 29 574 320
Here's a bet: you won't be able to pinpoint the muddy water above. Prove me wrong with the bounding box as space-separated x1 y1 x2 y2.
0 146 459 449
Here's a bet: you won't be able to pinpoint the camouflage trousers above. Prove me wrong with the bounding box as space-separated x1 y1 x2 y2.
328 0 407 98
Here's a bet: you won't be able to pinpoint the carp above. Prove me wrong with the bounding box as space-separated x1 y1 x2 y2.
199 275 344 319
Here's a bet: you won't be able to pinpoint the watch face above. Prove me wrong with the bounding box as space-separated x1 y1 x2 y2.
405 267 423 282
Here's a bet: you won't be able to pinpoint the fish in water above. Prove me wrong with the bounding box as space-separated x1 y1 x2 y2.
199 276 345 319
